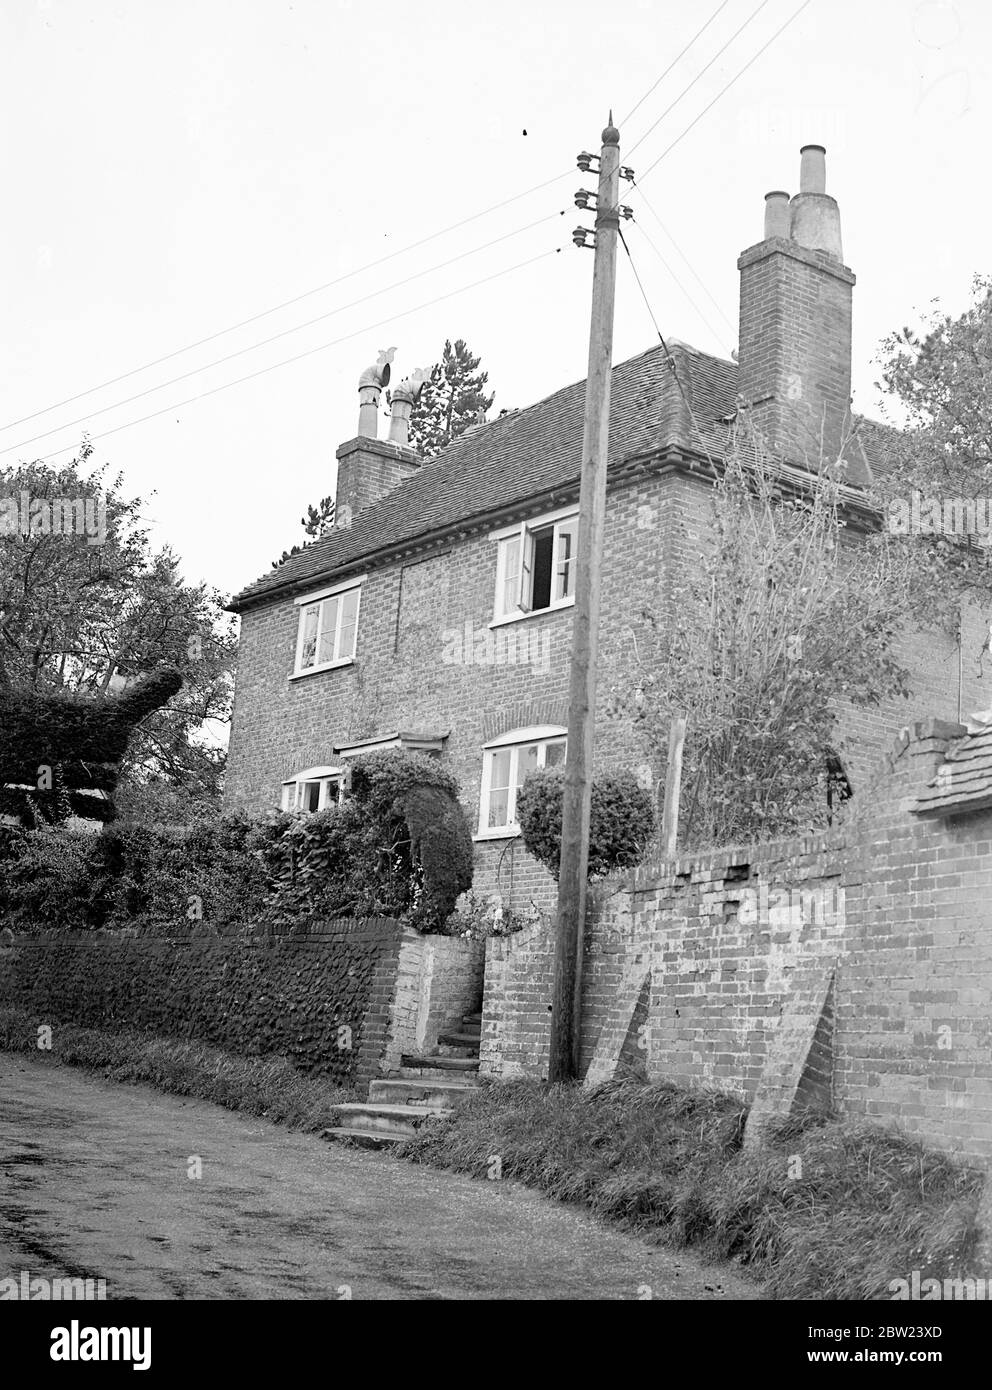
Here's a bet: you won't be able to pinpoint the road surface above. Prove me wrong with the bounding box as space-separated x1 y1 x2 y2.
0 1053 759 1300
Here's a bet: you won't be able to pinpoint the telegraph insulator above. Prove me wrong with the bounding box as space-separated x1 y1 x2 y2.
574 189 595 210
576 151 598 173
620 165 635 182
572 226 595 249
619 204 634 221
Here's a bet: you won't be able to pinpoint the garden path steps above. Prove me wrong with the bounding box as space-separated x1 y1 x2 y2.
323 1012 481 1148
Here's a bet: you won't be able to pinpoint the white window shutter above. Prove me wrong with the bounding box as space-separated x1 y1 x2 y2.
517 523 532 613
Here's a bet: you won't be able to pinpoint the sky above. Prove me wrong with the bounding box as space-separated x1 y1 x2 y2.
0 0 989 600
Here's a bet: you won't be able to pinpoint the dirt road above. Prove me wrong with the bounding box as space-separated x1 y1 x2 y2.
0 1053 759 1300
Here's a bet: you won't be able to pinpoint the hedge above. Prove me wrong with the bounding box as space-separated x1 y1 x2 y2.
0 750 475 936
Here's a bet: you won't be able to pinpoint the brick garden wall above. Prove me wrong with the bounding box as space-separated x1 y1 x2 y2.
481 719 992 1165
383 930 485 1070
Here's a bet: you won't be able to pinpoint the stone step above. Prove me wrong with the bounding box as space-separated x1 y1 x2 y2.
322 1126 405 1150
329 1102 453 1139
400 1053 480 1074
463 1012 482 1025
437 1030 481 1048
369 1077 478 1108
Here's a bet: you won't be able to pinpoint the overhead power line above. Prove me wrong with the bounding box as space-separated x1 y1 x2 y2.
631 179 737 336
636 0 816 183
0 167 573 437
32 246 563 464
618 0 733 128
0 211 563 460
618 226 717 472
625 0 772 159
630 218 732 355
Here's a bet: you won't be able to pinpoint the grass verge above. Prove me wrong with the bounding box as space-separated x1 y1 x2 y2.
0 1006 355 1133
398 1076 985 1300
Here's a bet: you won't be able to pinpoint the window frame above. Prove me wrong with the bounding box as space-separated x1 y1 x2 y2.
280 766 347 813
491 506 579 625
476 725 567 839
290 576 364 679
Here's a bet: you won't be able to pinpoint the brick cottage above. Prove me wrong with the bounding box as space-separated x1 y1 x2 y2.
225 145 991 916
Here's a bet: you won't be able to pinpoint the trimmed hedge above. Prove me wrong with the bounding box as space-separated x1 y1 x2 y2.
516 768 656 880
0 667 183 825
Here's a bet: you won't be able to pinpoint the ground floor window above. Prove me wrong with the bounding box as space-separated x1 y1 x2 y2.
280 767 347 813
477 726 566 836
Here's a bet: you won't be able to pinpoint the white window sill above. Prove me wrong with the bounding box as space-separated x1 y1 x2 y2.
289 657 355 681
489 598 574 630
473 827 522 842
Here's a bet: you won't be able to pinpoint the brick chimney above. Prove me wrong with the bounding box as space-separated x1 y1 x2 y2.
737 145 856 467
334 348 422 529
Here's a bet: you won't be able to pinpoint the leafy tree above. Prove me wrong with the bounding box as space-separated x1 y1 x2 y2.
0 451 235 810
272 494 335 569
604 417 916 849
873 273 992 627
405 338 495 458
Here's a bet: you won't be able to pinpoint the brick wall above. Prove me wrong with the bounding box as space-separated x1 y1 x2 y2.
384 930 485 1071
482 719 992 1164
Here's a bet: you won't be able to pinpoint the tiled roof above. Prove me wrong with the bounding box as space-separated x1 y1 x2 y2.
912 724 992 817
230 342 735 611
230 340 882 612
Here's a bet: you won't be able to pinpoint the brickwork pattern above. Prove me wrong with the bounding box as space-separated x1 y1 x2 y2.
483 720 992 1162
737 238 855 464
384 930 485 1071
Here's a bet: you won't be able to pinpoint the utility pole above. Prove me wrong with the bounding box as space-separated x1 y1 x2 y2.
549 115 624 1083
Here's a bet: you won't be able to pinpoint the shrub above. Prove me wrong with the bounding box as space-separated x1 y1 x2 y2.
261 752 474 932
516 768 655 880
0 753 474 935
0 822 102 930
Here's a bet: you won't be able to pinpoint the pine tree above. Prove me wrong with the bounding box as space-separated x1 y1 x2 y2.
272 495 335 569
408 339 495 458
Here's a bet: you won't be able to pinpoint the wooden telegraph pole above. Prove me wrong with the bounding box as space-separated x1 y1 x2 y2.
548 116 623 1083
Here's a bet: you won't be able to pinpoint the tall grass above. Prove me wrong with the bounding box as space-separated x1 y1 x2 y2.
0 1006 355 1133
400 1077 984 1300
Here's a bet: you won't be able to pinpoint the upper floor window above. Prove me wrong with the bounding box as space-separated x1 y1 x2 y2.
292 577 363 678
477 725 567 837
281 766 347 813
493 509 578 622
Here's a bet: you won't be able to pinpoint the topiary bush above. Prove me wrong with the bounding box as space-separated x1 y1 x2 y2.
0 666 183 825
516 767 655 881
261 751 474 932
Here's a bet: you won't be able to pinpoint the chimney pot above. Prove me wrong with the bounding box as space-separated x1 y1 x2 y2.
387 369 429 449
357 346 396 439
799 144 827 194
763 190 791 240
